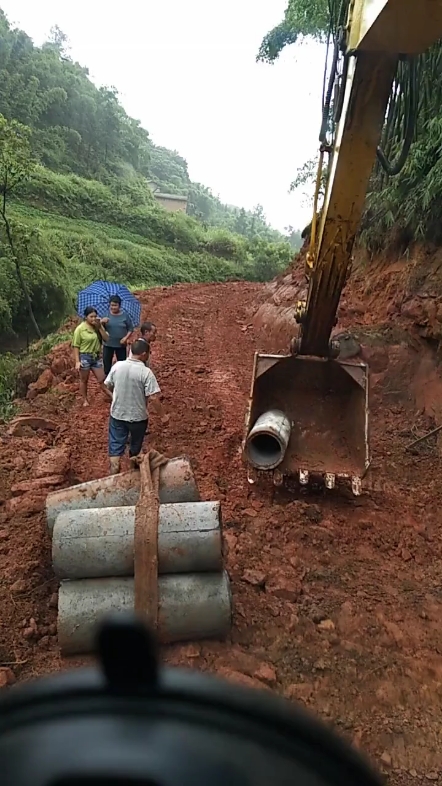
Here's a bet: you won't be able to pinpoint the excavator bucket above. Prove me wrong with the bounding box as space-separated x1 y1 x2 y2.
243 353 369 495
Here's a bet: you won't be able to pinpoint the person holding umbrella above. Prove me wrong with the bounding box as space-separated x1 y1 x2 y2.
76 282 142 376
101 295 134 376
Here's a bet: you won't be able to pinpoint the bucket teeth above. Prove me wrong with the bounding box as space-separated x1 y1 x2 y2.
247 467 257 485
325 473 335 489
299 470 309 485
273 470 283 487
351 476 362 496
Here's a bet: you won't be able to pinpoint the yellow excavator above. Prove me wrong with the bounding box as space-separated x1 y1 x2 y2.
244 0 442 496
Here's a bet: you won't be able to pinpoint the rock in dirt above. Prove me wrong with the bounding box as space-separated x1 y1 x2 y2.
10 579 28 593
253 663 277 685
334 332 361 360
34 448 70 478
0 668 15 688
26 368 54 400
303 504 322 524
11 476 65 496
7 416 58 436
310 608 328 624
317 619 335 632
242 569 266 587
48 593 58 609
6 494 46 516
38 636 50 649
50 355 70 376
284 683 313 702
223 530 237 557
266 571 302 602
217 667 270 691
178 643 200 659
380 752 392 767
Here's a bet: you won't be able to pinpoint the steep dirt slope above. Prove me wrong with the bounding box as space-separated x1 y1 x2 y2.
0 275 442 782
254 243 442 426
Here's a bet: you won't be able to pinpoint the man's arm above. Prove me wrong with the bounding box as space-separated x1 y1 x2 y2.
144 370 162 416
147 393 163 417
104 367 115 390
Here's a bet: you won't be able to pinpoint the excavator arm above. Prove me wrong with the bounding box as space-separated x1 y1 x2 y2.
297 0 442 358
244 0 442 495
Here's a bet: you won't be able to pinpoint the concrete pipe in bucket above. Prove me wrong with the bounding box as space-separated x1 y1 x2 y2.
244 352 369 495
245 409 291 470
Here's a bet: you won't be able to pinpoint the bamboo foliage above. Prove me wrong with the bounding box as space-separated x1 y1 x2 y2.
361 43 442 252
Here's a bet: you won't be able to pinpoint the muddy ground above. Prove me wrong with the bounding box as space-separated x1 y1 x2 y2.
1 264 442 783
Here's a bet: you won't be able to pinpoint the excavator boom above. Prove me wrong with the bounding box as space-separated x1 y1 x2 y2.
244 0 442 494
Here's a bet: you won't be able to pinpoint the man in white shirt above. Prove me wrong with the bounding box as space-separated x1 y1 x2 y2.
104 339 162 474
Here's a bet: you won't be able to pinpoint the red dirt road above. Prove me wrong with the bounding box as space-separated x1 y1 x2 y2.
1 280 442 782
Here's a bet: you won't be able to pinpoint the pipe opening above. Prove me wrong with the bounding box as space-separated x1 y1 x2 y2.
247 433 284 470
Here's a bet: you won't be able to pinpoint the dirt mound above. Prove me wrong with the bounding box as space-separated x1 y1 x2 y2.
0 277 442 781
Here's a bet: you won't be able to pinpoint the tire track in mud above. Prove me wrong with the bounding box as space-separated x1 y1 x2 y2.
136 282 260 507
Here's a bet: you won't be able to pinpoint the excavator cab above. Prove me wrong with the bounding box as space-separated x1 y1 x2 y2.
244 352 369 495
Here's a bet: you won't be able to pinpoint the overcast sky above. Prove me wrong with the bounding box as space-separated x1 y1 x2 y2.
1 0 325 232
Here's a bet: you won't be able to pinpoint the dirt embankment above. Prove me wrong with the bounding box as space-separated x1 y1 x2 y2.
254 243 442 428
0 259 442 783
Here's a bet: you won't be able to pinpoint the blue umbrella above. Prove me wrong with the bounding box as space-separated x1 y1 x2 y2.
76 281 141 327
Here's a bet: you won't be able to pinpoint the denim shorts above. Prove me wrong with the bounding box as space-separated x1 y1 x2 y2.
80 353 103 370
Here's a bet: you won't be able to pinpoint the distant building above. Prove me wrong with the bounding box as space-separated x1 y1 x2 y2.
147 180 188 213
154 193 188 213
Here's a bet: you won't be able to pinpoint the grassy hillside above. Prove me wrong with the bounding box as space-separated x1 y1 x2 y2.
0 9 295 342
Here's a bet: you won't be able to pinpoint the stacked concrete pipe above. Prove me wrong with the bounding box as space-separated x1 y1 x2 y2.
46 457 232 655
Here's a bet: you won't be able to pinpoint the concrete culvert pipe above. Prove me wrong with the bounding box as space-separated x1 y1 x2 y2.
245 410 291 470
57 571 232 655
46 456 200 534
52 502 223 580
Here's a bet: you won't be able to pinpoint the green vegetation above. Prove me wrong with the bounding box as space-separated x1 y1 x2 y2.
0 8 296 343
259 0 442 254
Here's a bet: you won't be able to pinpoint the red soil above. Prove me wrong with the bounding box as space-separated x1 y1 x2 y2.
1 262 442 781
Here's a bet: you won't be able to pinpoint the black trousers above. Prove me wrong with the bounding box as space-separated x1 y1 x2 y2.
103 345 127 376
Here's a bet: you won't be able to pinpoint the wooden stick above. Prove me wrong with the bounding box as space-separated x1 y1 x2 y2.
405 424 442 451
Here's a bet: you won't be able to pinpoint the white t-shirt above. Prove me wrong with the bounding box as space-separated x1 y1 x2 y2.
104 358 160 422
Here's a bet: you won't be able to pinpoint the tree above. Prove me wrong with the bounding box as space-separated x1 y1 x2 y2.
46 25 70 58
234 207 249 235
0 113 41 336
257 0 328 63
284 225 303 251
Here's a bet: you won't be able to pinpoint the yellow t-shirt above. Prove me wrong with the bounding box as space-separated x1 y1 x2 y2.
72 322 101 355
